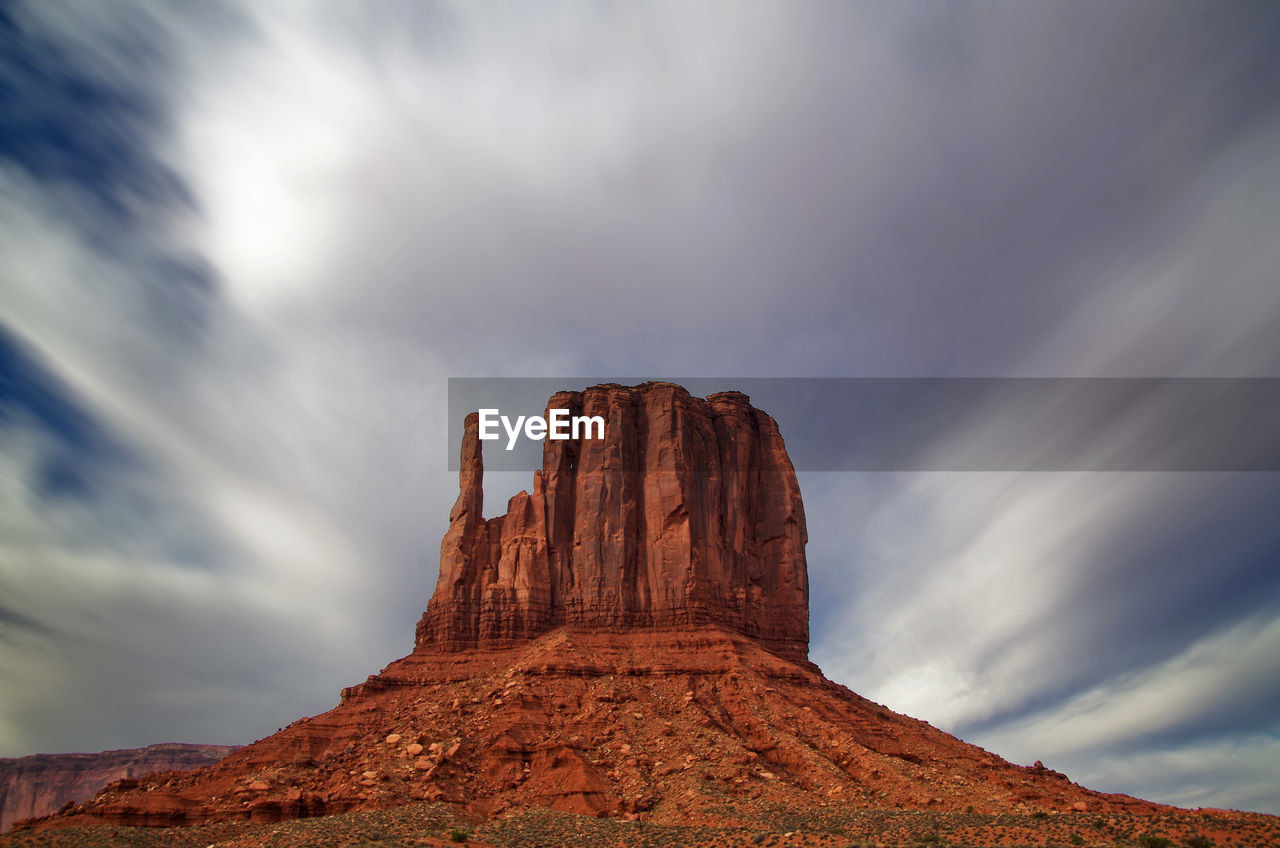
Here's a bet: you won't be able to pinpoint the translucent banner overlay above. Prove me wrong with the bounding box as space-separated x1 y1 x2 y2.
448 378 1280 472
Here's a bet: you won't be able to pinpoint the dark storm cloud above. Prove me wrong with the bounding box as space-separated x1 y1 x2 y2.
0 3 184 219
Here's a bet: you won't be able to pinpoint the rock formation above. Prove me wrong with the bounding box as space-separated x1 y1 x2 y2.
0 744 235 832
417 382 809 661
16 382 1274 847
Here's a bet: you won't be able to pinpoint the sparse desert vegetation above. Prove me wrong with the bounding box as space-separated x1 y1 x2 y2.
1 801 1272 848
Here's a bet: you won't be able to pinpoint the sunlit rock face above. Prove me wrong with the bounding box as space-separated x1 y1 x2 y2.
416 382 810 661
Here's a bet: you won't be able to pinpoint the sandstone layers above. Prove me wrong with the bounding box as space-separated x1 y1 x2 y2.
0 744 235 832
418 383 809 661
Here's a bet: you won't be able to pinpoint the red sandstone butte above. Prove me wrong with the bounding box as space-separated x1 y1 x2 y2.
417 382 809 660
30 381 1270 843
0 744 235 832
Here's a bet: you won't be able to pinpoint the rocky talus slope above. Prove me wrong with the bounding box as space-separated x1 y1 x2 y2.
10 628 1164 830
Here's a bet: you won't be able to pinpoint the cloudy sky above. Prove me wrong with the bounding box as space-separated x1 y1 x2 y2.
3 0 1280 816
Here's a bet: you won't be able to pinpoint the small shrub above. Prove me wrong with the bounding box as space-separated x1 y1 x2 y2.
965 804 975 815
449 828 469 843
1184 837 1212 848
1092 817 1106 830
1069 834 1084 845
1030 811 1049 820
916 833 943 846
1136 835 1174 848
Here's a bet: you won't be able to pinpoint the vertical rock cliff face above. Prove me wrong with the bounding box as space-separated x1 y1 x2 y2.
416 382 809 660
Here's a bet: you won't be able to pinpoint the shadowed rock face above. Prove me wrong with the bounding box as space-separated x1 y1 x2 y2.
416 382 809 660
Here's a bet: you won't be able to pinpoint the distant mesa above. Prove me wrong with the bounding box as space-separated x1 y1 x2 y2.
0 744 236 833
